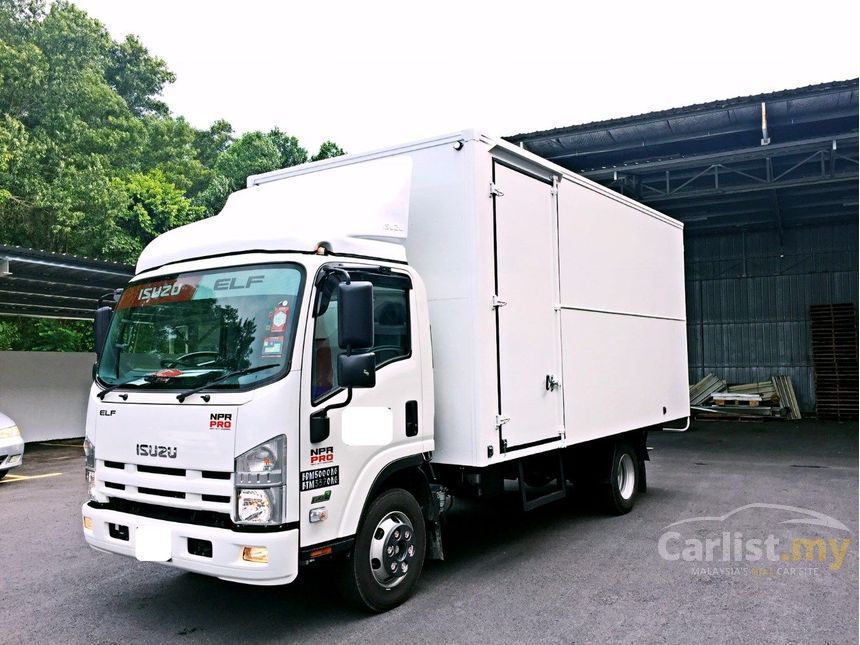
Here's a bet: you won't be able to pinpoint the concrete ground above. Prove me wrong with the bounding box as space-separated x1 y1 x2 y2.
0 420 856 644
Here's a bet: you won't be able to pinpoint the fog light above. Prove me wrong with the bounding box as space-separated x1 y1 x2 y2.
83 516 93 531
309 507 328 523
242 546 268 563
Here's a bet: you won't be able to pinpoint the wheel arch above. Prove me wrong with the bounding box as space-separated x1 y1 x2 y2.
362 456 432 523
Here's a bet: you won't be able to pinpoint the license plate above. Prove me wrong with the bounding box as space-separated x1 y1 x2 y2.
135 525 172 562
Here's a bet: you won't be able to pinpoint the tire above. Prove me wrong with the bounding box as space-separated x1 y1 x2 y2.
598 441 640 515
341 488 426 613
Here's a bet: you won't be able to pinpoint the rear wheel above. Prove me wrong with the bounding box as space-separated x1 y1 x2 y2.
342 488 426 612
599 441 640 515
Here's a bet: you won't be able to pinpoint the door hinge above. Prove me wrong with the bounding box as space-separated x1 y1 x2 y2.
489 182 504 197
495 414 511 428
492 295 508 309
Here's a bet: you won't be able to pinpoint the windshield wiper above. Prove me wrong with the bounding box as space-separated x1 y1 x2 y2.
176 364 280 403
96 375 152 400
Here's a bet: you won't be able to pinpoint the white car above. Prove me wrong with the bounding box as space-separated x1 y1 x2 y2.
0 412 23 480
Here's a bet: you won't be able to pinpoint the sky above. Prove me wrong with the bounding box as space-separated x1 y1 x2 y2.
74 0 859 155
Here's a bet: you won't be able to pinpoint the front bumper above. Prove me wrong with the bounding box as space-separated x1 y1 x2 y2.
0 436 24 471
81 502 298 586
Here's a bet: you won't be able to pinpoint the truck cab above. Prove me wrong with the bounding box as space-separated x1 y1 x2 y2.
83 155 436 611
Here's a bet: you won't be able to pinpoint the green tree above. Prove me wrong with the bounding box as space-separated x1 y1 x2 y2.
312 140 345 162
0 0 345 351
103 169 204 263
106 34 174 117
199 128 311 213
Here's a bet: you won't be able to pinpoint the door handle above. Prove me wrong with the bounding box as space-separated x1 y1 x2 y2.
546 374 560 392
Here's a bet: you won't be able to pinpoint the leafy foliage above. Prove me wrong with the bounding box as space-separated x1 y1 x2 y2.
0 0 345 350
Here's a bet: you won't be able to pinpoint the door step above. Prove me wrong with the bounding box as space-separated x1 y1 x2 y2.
517 453 567 512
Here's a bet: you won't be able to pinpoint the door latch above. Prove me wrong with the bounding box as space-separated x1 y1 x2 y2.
546 374 560 392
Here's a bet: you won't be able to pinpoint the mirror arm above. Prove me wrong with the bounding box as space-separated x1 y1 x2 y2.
310 388 353 443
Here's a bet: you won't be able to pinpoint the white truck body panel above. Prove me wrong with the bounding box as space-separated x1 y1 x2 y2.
136 156 414 273
243 130 690 467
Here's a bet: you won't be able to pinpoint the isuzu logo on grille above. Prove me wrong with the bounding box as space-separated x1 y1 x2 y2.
136 444 177 458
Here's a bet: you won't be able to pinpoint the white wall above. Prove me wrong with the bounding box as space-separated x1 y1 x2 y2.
0 352 94 442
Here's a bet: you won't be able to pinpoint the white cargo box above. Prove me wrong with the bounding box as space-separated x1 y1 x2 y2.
248 130 690 468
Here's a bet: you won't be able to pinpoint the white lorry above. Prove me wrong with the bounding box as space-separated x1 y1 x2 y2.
82 130 689 611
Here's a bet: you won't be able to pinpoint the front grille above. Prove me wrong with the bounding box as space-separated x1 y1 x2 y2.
97 461 233 514
89 498 292 533
138 487 185 499
96 498 234 530
138 465 185 477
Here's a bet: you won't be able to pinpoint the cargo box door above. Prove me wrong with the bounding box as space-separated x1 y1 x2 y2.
492 162 564 453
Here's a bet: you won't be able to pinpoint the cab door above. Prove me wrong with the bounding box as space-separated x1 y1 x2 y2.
298 266 423 547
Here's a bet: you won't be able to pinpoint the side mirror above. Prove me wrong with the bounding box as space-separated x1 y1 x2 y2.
338 353 376 389
94 306 113 358
337 281 374 349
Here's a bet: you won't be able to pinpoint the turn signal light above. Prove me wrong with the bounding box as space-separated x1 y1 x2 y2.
242 546 269 563
83 516 93 531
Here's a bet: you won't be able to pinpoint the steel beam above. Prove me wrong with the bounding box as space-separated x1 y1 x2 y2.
582 135 858 179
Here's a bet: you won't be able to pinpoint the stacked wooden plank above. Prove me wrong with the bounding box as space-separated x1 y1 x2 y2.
772 375 802 420
689 373 801 421
810 303 858 421
689 373 726 405
728 380 778 403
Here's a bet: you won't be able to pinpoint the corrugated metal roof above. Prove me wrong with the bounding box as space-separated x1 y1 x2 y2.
507 79 859 234
507 79 858 144
0 245 133 319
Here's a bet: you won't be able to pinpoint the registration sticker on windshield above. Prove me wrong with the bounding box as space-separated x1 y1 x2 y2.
261 335 285 358
269 302 291 333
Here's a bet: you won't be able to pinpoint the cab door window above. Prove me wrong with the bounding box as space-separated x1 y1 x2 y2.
311 272 411 403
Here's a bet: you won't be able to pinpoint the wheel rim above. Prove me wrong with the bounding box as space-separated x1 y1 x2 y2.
368 510 416 589
617 453 636 500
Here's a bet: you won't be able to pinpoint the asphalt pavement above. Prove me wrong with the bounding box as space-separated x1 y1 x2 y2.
1 420 857 644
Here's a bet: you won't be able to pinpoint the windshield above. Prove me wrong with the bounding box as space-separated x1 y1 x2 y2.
98 264 304 390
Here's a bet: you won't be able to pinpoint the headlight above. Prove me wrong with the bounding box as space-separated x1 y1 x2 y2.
86 470 97 501
83 437 95 470
237 488 280 523
84 437 97 501
235 436 285 486
0 425 20 439
234 436 286 525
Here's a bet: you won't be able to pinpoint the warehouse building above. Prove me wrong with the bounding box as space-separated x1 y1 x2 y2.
507 79 859 415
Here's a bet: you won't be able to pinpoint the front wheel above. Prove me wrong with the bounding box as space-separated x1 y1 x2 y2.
342 488 426 612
